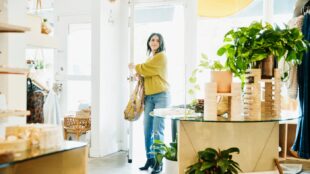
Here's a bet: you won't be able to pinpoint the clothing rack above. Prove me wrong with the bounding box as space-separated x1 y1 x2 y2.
28 76 50 92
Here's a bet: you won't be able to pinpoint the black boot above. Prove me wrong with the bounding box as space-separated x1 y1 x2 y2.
151 162 163 174
139 158 155 170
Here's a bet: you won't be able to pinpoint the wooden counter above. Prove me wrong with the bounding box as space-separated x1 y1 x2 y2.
0 141 88 174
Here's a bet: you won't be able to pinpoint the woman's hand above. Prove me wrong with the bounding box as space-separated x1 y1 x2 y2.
135 73 142 80
128 63 135 70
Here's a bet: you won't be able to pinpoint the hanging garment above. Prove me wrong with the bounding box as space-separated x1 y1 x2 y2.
292 13 310 159
27 78 46 123
43 90 61 125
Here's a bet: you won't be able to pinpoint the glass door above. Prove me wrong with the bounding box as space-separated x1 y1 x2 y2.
131 1 185 162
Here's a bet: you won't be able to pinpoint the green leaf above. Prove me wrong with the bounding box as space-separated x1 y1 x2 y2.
200 162 214 171
188 89 195 95
189 77 197 84
217 47 227 56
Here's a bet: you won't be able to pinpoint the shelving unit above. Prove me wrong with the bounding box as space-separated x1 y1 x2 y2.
0 67 29 75
0 110 30 118
0 23 30 33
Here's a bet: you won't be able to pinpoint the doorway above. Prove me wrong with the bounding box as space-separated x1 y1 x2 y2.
131 2 185 162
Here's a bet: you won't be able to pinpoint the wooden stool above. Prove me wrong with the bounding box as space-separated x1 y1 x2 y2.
63 116 91 140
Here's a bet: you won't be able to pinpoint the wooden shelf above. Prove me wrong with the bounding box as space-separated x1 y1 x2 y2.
0 67 29 75
0 22 30 33
0 110 30 118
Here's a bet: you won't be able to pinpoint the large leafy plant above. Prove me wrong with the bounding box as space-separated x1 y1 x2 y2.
186 147 241 174
151 139 177 165
188 53 227 95
217 21 308 80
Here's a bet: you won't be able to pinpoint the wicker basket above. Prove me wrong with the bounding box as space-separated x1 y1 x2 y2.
63 116 91 140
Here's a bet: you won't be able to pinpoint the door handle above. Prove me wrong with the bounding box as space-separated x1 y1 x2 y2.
127 75 135 82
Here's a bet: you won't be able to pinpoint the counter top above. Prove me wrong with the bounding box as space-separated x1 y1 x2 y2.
0 141 87 168
150 110 300 123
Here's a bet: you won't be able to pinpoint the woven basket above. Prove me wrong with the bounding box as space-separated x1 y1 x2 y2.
63 116 91 140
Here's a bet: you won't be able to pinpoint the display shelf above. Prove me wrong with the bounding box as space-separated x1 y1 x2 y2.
0 110 30 118
0 67 29 75
0 23 30 33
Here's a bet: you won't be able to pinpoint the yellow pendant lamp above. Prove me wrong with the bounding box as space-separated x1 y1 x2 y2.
198 0 254 18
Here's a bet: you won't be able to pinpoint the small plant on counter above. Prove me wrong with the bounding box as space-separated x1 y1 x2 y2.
188 53 228 95
186 147 241 174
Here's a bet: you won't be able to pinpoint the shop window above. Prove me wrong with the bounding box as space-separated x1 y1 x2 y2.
66 23 91 112
66 80 91 112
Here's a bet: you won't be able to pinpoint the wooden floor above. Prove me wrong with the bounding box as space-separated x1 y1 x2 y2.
281 157 310 172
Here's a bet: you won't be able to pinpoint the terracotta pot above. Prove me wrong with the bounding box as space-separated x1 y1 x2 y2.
210 71 232 93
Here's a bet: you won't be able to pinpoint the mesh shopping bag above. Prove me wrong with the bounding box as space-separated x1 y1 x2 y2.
124 78 144 121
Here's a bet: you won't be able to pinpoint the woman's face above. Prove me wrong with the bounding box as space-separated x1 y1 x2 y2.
148 35 160 52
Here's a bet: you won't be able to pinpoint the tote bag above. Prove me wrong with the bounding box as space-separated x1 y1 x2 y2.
124 78 145 121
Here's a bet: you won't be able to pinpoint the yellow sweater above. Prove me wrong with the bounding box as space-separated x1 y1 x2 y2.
135 52 169 95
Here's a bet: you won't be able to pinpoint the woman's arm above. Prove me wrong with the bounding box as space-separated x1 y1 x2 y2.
135 53 166 77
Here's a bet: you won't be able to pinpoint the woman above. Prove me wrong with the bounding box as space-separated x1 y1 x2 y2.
129 33 169 174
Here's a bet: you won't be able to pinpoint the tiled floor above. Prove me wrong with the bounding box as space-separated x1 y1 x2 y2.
88 151 154 174
88 152 310 174
88 118 310 174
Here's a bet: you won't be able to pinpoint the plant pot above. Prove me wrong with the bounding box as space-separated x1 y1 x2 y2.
164 159 178 174
210 71 232 93
261 55 275 79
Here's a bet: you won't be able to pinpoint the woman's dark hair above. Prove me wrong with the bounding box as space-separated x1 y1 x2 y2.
146 33 165 55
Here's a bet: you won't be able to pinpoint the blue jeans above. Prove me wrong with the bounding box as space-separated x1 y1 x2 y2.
144 92 170 159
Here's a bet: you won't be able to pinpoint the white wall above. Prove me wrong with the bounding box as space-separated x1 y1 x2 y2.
55 0 91 16
90 0 129 157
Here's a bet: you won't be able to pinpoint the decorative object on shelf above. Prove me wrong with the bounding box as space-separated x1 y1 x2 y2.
243 69 281 118
34 58 45 70
185 147 241 174
41 18 51 35
5 124 63 150
151 139 178 174
204 82 242 119
189 53 231 95
217 21 309 82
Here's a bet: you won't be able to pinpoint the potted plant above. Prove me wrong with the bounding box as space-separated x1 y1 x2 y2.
217 21 308 80
186 147 241 174
189 53 232 94
151 139 178 173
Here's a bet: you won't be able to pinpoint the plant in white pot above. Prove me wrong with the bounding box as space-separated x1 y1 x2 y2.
151 139 178 174
188 53 232 94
